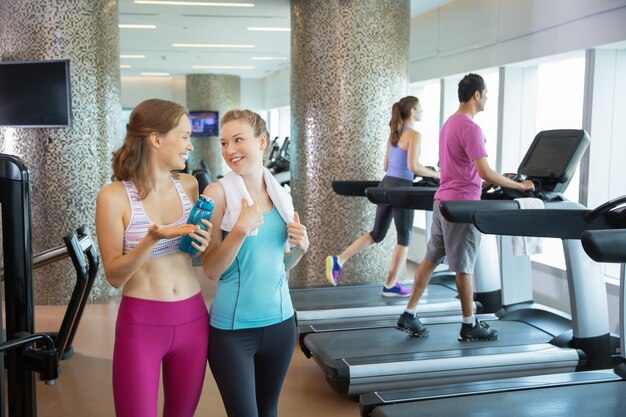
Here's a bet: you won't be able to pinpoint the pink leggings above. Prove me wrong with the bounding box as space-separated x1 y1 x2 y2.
113 293 209 417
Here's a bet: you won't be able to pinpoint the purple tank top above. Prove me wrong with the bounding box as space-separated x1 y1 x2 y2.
386 126 414 181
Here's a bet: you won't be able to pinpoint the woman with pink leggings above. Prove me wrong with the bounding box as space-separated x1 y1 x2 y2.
96 99 212 417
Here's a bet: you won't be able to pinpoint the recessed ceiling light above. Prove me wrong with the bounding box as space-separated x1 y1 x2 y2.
119 24 157 29
251 56 287 61
134 1 254 6
120 64 132 68
173 43 254 48
120 54 146 59
247 27 290 32
140 72 170 76
192 65 255 69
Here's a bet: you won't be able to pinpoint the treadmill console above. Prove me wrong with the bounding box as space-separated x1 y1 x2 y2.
518 129 590 193
482 129 589 201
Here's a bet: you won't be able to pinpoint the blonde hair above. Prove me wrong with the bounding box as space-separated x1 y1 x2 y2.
221 109 271 164
112 99 188 199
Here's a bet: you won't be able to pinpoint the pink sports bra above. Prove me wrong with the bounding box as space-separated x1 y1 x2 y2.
122 176 193 258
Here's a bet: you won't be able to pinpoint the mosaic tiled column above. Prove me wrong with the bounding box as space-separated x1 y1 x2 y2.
290 0 410 287
0 1 121 304
186 74 241 178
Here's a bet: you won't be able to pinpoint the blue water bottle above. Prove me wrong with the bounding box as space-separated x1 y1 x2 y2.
179 195 214 256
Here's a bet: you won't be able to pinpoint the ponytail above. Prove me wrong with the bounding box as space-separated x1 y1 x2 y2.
388 96 419 147
388 103 403 146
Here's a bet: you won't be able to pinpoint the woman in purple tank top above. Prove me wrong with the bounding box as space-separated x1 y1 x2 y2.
95 98 213 417
325 96 439 297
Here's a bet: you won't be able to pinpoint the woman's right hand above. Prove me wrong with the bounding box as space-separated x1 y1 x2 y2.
147 223 198 241
233 199 263 234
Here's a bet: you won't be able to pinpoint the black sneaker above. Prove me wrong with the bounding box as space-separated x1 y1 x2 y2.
458 320 498 342
396 313 429 337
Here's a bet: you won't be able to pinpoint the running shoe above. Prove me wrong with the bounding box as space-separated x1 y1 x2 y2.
382 282 411 297
325 255 342 286
459 319 499 342
396 312 429 337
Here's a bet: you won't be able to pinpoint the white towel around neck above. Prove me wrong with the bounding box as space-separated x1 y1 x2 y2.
511 197 544 256
218 168 295 236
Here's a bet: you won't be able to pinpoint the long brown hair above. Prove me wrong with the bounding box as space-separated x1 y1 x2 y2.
221 109 270 164
112 99 188 199
388 96 419 147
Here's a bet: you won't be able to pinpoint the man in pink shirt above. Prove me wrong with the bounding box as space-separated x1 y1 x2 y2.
396 73 535 341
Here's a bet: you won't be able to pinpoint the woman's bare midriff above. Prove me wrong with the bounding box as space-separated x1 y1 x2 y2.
121 251 202 301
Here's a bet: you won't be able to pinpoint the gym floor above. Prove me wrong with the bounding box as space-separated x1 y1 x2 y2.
33 264 413 417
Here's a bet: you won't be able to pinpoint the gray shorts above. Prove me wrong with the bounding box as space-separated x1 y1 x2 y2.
425 200 482 274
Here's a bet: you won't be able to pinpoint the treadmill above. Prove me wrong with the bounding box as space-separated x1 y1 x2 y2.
360 197 626 417
302 129 614 395
365 185 502 314
293 180 464 356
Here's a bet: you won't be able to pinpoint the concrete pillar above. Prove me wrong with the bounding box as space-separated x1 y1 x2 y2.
186 74 241 177
290 0 410 286
0 0 121 303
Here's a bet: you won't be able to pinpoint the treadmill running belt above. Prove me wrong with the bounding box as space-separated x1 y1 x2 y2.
306 320 553 360
292 284 457 311
371 379 626 417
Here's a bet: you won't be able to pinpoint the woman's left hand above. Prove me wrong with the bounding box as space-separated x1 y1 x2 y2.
287 212 309 252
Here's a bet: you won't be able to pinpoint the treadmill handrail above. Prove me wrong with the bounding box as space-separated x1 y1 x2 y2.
331 180 380 197
581 229 626 263
385 187 438 210
440 200 582 224
584 195 626 222
440 200 520 223
364 186 438 209
365 187 388 204
472 208 613 239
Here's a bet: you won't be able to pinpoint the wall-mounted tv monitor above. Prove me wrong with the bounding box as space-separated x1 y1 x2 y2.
189 111 219 137
0 59 72 128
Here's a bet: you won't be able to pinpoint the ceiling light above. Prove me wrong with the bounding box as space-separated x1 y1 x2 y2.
134 1 254 6
173 43 254 48
140 72 170 76
120 54 146 59
247 27 290 32
119 24 157 29
192 65 254 69
120 64 132 68
251 56 287 61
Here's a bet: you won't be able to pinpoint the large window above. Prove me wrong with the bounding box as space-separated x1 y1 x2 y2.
586 45 626 282
473 70 500 168
535 55 586 204
409 79 441 228
409 80 441 170
266 106 291 157
530 54 586 269
268 108 280 140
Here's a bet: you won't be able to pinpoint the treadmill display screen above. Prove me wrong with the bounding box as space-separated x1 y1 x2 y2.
522 136 580 178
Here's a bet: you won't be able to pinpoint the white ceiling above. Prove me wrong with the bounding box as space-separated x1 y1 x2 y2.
119 0 454 79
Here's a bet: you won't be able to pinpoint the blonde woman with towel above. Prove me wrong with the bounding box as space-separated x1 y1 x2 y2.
201 109 309 417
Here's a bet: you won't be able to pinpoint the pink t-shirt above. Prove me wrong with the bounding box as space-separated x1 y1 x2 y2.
434 114 488 202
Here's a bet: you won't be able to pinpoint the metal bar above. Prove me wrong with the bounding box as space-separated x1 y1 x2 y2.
1 244 71 280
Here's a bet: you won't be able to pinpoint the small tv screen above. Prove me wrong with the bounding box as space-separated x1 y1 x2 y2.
0 59 72 127
189 111 219 137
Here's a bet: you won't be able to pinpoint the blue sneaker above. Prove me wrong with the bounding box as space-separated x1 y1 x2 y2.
325 255 342 286
382 282 411 297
